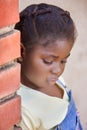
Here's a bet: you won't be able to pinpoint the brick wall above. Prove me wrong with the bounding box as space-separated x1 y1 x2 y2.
0 0 21 130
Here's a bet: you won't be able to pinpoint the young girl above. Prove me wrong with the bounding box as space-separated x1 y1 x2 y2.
15 3 83 130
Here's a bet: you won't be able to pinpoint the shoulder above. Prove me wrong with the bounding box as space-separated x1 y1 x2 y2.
17 106 41 130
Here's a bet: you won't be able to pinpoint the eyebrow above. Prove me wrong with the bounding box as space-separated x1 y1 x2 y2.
46 53 70 58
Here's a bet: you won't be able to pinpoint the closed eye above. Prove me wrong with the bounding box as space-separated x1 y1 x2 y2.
43 59 53 65
61 59 67 64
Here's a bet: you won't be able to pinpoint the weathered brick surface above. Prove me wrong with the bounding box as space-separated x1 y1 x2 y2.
0 0 21 129
0 95 21 130
0 0 19 28
0 63 20 99
0 30 20 65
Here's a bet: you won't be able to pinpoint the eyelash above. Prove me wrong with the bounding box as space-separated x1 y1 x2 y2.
61 60 67 64
43 59 53 65
43 59 67 65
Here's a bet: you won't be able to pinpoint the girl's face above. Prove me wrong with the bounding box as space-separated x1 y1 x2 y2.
21 39 73 89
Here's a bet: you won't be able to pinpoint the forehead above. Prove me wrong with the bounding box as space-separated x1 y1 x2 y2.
28 39 73 58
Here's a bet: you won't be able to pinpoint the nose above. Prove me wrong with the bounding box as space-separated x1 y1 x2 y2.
51 62 63 75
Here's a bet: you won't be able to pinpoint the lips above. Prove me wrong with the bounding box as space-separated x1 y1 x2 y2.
48 77 58 84
51 78 57 82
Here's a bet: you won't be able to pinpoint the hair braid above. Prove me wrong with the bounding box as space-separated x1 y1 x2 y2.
15 3 77 49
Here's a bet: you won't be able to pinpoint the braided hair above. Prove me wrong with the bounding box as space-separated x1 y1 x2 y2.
15 3 77 49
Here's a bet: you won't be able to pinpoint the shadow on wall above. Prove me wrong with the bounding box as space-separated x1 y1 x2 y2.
19 0 87 129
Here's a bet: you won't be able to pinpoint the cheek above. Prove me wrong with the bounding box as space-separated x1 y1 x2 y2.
33 61 49 75
61 64 66 74
26 59 47 77
57 64 66 77
62 65 65 73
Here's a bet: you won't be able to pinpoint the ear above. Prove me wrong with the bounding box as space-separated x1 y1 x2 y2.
21 43 26 58
17 43 26 63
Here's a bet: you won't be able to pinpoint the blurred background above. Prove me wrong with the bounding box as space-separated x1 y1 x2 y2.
19 0 87 129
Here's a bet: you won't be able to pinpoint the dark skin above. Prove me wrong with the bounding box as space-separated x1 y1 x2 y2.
21 39 73 98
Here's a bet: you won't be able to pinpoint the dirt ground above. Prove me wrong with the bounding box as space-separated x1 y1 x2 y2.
19 0 87 129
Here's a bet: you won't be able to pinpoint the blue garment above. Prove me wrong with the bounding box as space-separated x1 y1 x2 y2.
56 80 83 130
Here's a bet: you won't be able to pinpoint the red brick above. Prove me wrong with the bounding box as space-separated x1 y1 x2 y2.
0 30 20 65
0 63 20 99
0 0 19 28
0 95 21 130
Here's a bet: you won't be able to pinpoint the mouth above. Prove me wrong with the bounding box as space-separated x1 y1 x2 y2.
48 77 58 84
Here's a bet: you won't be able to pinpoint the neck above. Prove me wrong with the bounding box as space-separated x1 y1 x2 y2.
21 72 40 90
21 72 64 98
